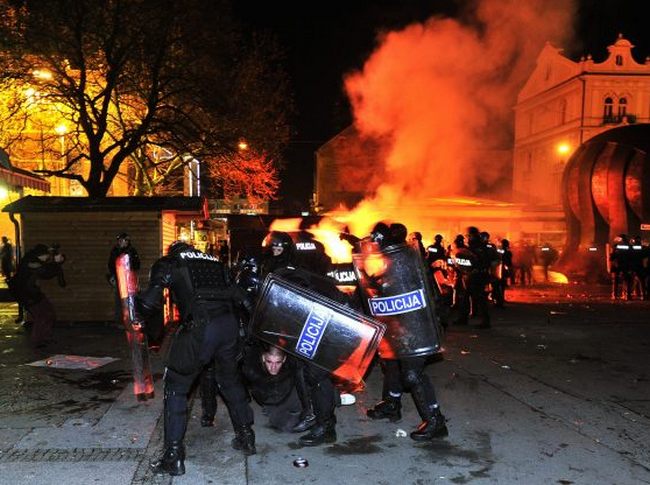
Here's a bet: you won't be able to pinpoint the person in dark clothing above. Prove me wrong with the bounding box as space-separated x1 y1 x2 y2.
0 236 14 280
408 232 426 259
365 221 448 442
107 233 141 325
139 241 255 476
9 244 65 348
259 230 338 446
466 227 492 328
539 242 559 282
241 343 303 432
494 239 513 306
426 234 446 266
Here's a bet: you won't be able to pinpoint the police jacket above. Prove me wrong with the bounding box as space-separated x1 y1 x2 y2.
139 248 249 322
241 343 296 406
294 242 332 276
426 243 446 265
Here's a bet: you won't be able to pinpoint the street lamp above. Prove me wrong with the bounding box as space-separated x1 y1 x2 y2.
555 142 571 204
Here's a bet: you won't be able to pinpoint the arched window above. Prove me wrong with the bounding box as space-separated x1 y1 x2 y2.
603 97 614 122
616 55 623 66
618 97 627 119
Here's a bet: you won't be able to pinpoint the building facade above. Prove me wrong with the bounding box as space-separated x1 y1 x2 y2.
513 34 650 207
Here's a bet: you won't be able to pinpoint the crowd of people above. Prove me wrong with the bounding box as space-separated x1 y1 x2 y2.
609 234 649 300
136 221 568 476
12 221 647 478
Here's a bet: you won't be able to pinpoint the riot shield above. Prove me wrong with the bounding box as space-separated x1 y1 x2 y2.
115 253 154 400
352 242 442 359
250 273 385 385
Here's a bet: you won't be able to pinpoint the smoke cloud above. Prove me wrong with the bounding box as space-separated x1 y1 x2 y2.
342 0 576 225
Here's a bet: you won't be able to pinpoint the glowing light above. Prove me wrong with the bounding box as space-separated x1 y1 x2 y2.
0 187 9 200
238 140 249 151
32 69 53 80
556 143 571 156
548 271 569 284
55 124 67 135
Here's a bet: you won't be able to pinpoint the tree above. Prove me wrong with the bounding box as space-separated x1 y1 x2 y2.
0 0 291 197
207 150 280 205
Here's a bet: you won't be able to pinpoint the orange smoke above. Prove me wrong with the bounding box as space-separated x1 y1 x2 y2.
337 0 576 234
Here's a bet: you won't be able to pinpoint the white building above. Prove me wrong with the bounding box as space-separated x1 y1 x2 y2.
513 34 650 207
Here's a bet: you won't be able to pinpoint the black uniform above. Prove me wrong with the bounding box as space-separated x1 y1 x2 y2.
494 240 513 307
466 229 492 328
365 222 448 441
240 343 302 432
610 236 633 300
9 244 65 347
260 231 339 446
140 242 255 476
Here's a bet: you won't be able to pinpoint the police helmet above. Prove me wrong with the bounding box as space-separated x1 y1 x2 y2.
434 234 443 242
389 223 408 244
370 222 390 244
32 243 50 257
480 231 490 242
501 238 510 249
116 232 130 241
454 234 465 245
263 231 294 256
410 231 423 241
168 240 192 255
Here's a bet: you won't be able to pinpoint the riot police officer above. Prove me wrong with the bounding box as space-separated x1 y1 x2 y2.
408 232 426 259
260 230 338 446
463 227 492 328
139 241 255 476
364 221 448 441
610 235 633 300
494 239 513 306
426 234 446 266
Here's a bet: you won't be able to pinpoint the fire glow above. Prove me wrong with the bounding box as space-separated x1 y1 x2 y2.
321 0 576 245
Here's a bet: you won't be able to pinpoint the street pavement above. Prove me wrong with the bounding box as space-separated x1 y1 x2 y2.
0 282 649 485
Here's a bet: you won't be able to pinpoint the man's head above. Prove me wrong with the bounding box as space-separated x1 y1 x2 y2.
32 244 50 261
261 345 286 375
434 234 443 243
1 236 7 244
116 232 130 249
263 231 294 258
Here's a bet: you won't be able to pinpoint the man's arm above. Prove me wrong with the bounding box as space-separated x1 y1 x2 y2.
138 259 171 316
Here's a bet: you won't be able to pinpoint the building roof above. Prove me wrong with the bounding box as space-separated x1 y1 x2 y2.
0 166 50 192
2 195 206 213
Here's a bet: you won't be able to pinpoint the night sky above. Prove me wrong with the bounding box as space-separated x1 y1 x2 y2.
233 0 649 211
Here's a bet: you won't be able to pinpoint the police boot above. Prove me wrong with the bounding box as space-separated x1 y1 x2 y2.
231 425 256 456
150 442 185 476
366 396 402 422
410 407 448 441
298 418 336 446
291 410 316 433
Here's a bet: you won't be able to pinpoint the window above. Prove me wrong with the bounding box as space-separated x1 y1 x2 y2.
618 97 627 118
603 97 614 122
615 55 623 66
